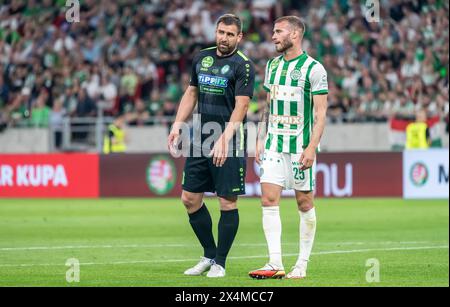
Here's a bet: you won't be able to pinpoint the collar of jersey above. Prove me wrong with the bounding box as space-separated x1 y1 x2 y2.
282 50 308 63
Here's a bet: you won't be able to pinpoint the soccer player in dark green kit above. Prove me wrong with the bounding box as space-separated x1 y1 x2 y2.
168 14 255 278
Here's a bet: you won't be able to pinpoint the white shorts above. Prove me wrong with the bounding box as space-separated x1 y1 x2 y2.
259 150 316 191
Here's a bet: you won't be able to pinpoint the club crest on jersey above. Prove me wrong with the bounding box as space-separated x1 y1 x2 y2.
290 69 302 80
221 65 230 74
201 56 214 68
270 58 280 70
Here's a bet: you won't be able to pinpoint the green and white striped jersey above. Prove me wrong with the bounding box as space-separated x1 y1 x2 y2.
263 51 328 153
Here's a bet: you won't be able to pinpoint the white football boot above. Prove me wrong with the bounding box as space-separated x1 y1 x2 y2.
184 257 213 276
206 263 226 278
286 263 307 279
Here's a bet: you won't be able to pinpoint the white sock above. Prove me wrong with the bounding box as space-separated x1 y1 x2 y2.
262 206 283 269
296 207 317 268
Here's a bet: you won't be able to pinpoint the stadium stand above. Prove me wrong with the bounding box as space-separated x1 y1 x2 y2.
0 0 448 139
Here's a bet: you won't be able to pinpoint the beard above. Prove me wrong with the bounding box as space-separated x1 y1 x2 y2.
275 39 294 53
217 41 236 56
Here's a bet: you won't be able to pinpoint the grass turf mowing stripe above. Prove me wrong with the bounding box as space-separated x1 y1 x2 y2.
0 241 447 251
0 198 447 286
0 245 447 268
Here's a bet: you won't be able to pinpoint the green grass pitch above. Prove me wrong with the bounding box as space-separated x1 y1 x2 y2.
0 198 448 287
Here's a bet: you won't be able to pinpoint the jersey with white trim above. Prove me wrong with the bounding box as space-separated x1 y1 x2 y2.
263 51 328 153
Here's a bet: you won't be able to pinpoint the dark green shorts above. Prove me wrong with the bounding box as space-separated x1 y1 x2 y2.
182 157 246 197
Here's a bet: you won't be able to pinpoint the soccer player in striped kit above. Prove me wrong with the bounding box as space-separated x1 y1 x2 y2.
249 16 328 279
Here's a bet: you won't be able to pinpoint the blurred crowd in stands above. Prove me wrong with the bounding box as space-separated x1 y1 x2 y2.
0 0 448 133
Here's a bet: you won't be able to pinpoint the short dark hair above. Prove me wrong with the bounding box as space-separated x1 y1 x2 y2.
216 14 242 33
275 16 306 36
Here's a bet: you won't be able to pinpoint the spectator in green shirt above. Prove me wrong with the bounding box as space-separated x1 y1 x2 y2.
31 90 51 128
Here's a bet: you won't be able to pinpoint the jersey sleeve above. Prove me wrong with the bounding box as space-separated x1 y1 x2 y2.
310 63 328 95
263 60 271 93
189 53 200 87
235 60 255 98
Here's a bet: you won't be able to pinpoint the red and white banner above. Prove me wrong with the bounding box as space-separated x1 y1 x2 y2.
389 116 442 149
0 154 99 198
5 151 443 199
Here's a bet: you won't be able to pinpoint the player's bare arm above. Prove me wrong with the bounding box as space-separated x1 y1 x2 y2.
300 94 328 171
167 85 198 155
256 93 271 164
210 95 250 167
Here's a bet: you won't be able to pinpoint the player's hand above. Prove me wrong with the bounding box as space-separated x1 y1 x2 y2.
209 135 228 167
299 146 316 171
255 139 264 165
167 130 180 157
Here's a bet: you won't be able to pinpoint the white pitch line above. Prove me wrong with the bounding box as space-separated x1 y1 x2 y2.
0 245 447 268
0 241 445 252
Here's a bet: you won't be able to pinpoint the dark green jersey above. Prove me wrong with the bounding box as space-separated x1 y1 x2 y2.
190 47 255 156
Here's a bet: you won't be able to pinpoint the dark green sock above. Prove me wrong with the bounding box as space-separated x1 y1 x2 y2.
188 204 217 259
215 209 239 268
